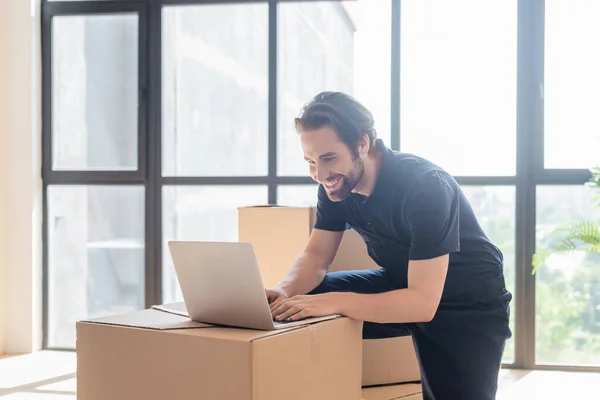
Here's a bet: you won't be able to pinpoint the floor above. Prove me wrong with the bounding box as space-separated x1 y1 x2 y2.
0 351 599 399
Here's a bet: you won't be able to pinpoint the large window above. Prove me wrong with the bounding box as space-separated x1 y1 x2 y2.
51 13 139 172
277 1 391 175
400 0 517 177
535 186 600 366
47 185 145 347
43 4 146 349
162 4 269 177
42 0 599 373
543 0 600 169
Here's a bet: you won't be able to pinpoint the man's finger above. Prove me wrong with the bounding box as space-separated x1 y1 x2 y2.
271 299 294 318
270 300 286 314
289 308 308 321
269 297 283 310
276 304 303 321
271 295 301 316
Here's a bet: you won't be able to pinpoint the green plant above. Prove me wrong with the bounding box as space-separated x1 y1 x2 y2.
588 166 600 207
532 167 600 275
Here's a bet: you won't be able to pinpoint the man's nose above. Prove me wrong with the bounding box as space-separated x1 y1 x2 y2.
315 166 329 183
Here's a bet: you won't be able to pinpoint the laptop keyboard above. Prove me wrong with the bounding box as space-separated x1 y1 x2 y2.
273 318 297 326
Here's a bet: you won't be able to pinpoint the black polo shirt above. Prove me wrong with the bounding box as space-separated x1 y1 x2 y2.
315 139 510 309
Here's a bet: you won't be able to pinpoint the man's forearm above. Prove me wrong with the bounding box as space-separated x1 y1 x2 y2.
274 251 328 297
337 288 438 324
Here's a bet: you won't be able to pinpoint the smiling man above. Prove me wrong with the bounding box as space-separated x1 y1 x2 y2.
267 92 512 400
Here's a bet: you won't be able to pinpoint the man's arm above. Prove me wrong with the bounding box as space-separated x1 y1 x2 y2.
336 255 448 323
273 228 344 297
272 255 449 323
339 170 458 323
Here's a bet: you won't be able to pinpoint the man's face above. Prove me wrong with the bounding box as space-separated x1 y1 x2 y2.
300 126 365 202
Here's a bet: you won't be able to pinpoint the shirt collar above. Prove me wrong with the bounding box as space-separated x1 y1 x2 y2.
370 139 396 197
349 138 396 204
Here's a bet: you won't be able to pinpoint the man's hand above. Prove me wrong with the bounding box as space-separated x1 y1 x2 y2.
266 288 289 312
270 293 343 322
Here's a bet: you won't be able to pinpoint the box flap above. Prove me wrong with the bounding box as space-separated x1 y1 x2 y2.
174 324 308 342
152 305 307 340
151 302 346 341
361 383 422 400
151 301 189 317
79 308 213 330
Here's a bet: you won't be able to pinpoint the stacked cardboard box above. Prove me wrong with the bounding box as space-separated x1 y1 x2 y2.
77 306 364 399
75 204 422 399
238 205 422 391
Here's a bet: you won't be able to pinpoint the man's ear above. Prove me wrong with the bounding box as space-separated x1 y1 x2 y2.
358 133 371 155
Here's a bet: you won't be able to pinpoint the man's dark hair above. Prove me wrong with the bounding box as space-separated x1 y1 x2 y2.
294 91 378 156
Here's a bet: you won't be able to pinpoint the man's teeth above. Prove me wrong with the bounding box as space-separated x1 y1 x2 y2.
325 178 340 187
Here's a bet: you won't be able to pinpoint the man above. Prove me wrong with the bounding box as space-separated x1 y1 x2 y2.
268 92 512 400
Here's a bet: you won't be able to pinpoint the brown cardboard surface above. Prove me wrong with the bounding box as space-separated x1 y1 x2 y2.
77 307 363 400
238 206 378 289
80 307 212 330
149 301 340 338
361 383 422 400
362 337 421 386
238 205 422 387
238 206 315 288
252 317 363 399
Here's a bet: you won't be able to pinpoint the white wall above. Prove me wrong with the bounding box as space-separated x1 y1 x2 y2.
0 0 43 354
0 0 8 354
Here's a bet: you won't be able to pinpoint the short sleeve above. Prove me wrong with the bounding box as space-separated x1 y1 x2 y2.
404 170 460 260
313 184 347 231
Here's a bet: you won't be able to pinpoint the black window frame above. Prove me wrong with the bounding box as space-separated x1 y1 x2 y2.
41 0 596 373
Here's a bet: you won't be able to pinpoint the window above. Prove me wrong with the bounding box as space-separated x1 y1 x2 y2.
461 186 516 363
277 185 318 207
400 0 517 176
536 186 600 366
52 13 139 171
43 4 146 349
277 0 391 176
544 0 600 169
162 4 269 177
47 185 145 348
42 0 600 373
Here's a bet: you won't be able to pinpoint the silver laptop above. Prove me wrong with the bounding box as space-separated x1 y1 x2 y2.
167 241 338 330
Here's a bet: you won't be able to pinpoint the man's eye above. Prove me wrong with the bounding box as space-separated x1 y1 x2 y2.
323 157 335 162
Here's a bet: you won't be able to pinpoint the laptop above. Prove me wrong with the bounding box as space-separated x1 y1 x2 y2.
167 241 339 330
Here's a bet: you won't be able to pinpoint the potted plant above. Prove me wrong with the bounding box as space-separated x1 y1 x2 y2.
532 167 600 275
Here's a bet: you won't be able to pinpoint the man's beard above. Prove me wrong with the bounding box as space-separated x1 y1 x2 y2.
326 156 365 202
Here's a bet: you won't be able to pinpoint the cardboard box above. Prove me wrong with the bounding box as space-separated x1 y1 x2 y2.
238 205 421 387
77 307 363 400
238 206 379 291
361 383 423 400
362 338 421 386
